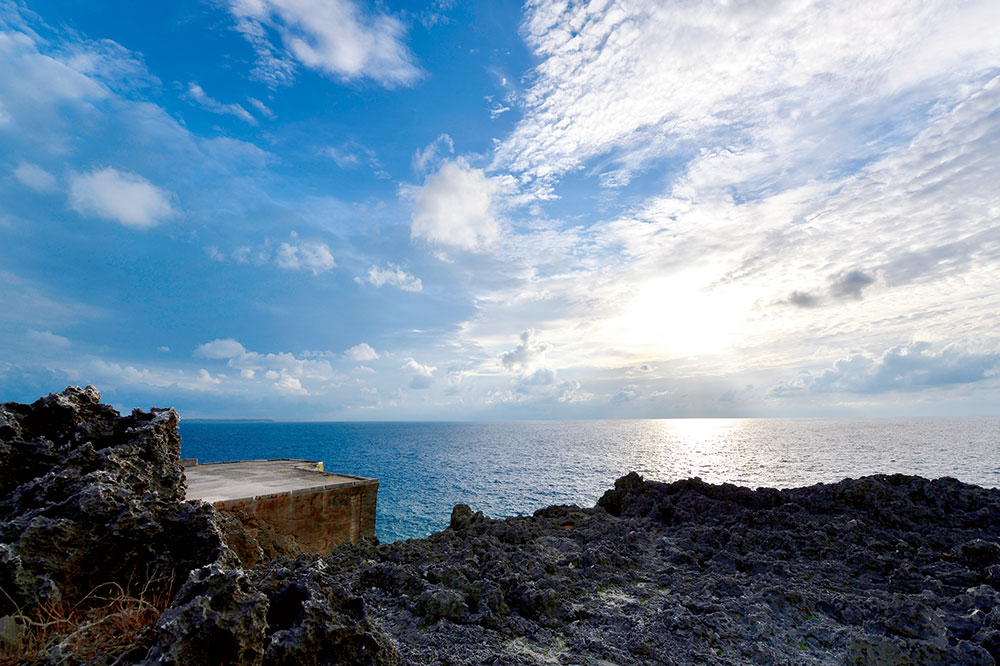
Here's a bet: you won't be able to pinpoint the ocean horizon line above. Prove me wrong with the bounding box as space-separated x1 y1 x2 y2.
180 414 1000 424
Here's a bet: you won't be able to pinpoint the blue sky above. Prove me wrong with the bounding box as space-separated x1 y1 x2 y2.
1 0 999 419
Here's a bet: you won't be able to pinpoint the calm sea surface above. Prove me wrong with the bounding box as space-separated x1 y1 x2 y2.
178 418 1000 543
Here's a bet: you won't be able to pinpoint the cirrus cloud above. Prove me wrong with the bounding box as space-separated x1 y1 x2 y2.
495 0 1000 202
183 82 257 124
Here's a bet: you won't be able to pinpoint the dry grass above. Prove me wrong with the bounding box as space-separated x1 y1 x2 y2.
0 575 175 666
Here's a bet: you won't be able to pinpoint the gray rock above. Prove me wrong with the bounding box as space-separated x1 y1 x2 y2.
7 387 1000 665
0 386 231 614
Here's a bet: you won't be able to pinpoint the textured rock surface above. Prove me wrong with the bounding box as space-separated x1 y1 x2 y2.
142 559 400 666
146 471 1000 665
0 386 231 612
5 388 1000 664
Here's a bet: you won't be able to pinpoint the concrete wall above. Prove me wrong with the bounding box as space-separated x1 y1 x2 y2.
214 479 378 555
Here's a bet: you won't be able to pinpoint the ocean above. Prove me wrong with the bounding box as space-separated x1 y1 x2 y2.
178 418 1000 543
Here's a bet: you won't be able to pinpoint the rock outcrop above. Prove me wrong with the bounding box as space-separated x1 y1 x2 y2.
146 476 1000 664
0 386 231 614
3 387 1000 664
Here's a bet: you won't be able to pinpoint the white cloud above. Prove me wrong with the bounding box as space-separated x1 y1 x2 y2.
157 346 170 353
487 98 509 120
453 67 1000 387
13 162 56 191
184 82 257 124
85 359 212 391
84 359 225 392
365 263 423 292
200 136 274 168
322 142 388 178
198 368 222 385
273 373 306 394
612 386 639 403
410 158 500 251
499 329 550 371
5 1 999 417
275 237 336 274
206 246 226 262
496 0 1000 196
247 96 275 119
323 142 369 168
192 339 345 395
207 235 337 274
772 342 1000 395
226 0 421 87
412 133 453 174
402 357 435 389
60 38 159 94
324 146 361 169
0 29 108 106
25 328 70 347
344 342 378 361
519 367 555 386
599 169 632 189
232 350 338 384
194 338 246 359
69 167 175 228
555 380 595 404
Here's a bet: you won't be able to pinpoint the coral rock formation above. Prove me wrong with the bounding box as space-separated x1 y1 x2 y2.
0 386 230 613
4 387 1000 665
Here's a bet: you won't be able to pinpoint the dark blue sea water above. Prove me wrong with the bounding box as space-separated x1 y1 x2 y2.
179 418 1000 543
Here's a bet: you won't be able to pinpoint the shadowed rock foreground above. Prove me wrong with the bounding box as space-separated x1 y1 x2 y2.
3 387 1000 664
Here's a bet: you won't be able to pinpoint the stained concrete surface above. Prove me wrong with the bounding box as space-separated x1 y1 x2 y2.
184 459 373 504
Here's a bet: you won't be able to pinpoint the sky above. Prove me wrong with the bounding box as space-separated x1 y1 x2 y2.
1 0 999 420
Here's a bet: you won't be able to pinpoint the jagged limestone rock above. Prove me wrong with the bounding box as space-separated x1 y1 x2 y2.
0 386 232 613
5 387 1000 664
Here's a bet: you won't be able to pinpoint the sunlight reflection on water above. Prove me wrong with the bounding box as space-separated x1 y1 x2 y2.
180 417 1000 542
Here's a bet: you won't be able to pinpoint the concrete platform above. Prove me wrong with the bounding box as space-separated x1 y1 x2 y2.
184 458 373 504
183 459 378 554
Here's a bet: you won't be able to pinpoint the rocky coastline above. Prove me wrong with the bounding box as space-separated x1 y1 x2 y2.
2 387 1000 664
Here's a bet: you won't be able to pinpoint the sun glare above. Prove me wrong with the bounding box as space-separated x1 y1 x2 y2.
609 270 750 359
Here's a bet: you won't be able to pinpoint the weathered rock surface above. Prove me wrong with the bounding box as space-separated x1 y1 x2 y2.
143 559 400 666
4 388 1000 664
0 386 231 613
147 473 1000 664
